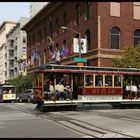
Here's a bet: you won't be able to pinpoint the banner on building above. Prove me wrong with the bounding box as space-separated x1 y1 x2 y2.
73 38 87 54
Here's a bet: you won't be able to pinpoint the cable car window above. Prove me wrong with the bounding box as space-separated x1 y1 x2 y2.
114 75 121 87
85 75 93 86
95 75 103 86
105 75 112 86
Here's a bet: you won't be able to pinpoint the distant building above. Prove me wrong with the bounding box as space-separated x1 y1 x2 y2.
30 2 48 18
6 17 29 81
0 21 16 84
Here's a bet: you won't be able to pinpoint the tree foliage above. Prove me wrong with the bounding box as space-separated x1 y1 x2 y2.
113 44 140 68
8 73 32 95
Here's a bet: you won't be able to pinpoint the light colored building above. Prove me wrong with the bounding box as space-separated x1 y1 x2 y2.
30 2 48 18
6 17 29 81
0 21 16 84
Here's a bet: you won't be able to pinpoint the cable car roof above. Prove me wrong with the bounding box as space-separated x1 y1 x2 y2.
30 64 140 75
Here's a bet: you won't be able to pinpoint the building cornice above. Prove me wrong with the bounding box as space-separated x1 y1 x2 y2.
0 21 17 31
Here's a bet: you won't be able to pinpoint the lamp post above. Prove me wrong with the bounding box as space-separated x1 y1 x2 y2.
61 26 81 58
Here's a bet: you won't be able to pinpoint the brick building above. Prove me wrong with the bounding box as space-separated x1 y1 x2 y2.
22 2 140 70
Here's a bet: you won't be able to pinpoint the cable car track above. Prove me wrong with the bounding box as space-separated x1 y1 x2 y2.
38 112 135 138
8 103 138 138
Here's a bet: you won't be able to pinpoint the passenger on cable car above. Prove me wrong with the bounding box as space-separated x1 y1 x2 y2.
125 82 131 98
105 78 111 86
9 89 12 94
4 90 8 94
64 81 72 100
131 83 137 99
89 80 93 86
85 77 93 86
97 79 103 86
44 80 54 100
55 81 65 100
126 83 130 91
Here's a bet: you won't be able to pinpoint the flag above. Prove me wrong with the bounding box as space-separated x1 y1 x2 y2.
60 45 69 58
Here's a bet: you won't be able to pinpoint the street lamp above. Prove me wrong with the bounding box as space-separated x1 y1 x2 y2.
61 26 81 58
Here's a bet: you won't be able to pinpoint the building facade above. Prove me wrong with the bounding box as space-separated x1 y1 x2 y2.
22 2 140 71
30 2 48 18
6 17 29 81
0 21 17 84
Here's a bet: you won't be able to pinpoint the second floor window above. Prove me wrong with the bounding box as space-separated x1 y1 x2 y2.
86 2 92 19
23 37 26 43
111 26 120 49
85 29 91 50
75 4 80 25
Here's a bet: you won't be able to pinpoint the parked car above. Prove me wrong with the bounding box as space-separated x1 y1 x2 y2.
19 89 34 103
16 96 20 103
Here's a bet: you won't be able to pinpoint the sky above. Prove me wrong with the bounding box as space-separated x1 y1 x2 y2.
0 2 30 24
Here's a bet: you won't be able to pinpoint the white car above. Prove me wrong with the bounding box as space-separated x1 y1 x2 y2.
19 89 34 103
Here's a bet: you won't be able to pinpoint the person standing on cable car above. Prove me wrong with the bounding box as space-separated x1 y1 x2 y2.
64 81 72 100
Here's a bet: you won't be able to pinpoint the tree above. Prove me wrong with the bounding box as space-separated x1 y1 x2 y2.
113 44 140 68
8 73 32 95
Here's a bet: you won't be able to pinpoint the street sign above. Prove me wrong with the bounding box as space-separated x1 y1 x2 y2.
73 57 87 62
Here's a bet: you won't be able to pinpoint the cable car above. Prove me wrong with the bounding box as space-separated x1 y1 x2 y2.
30 64 140 111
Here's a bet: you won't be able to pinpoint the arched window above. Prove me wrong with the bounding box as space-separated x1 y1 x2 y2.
86 2 92 19
85 29 91 50
111 26 120 49
75 33 79 38
134 29 140 47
